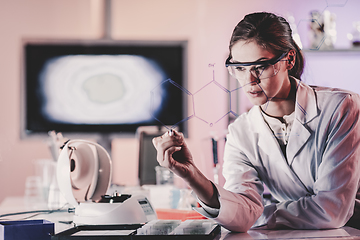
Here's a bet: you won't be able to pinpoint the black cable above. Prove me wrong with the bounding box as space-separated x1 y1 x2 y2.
0 209 67 219
0 205 72 220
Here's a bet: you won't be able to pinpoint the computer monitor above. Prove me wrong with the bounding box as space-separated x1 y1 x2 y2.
21 39 188 149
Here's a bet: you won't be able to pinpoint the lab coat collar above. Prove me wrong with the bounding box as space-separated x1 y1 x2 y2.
294 78 319 124
252 78 319 141
287 79 319 165
253 106 301 182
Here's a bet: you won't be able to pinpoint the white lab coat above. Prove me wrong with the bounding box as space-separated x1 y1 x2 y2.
198 79 360 232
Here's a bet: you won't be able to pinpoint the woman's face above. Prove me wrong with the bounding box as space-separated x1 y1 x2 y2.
230 40 290 107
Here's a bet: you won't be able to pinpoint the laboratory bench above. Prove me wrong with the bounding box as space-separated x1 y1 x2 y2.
1 196 360 240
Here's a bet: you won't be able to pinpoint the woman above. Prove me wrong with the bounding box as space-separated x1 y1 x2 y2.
152 12 360 232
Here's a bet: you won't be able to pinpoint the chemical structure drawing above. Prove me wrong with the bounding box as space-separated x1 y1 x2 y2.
296 0 349 51
150 64 236 130
192 64 231 127
150 78 194 131
324 0 348 8
297 17 327 51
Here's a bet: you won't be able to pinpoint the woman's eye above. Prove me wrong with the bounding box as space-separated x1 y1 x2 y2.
254 65 268 72
235 66 246 72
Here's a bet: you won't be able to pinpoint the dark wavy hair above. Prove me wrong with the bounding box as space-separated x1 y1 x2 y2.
229 12 304 79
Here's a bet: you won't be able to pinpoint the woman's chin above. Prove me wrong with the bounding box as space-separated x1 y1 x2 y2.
246 95 268 106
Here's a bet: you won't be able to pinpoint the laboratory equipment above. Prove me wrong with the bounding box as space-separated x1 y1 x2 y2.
57 139 157 226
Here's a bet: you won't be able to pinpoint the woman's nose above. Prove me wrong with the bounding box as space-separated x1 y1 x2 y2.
246 71 260 85
237 69 260 87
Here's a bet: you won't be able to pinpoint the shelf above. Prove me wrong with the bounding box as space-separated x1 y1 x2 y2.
302 47 360 52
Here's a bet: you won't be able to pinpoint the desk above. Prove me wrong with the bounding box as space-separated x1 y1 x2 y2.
1 196 360 239
221 227 360 239
0 196 73 234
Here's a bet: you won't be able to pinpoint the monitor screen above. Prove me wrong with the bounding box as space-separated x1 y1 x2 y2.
21 40 188 139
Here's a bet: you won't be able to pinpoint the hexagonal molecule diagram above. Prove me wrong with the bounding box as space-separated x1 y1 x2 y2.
150 78 194 131
325 0 348 7
192 68 231 127
296 0 348 50
150 65 233 130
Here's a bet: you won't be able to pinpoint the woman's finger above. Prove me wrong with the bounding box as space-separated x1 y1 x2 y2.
161 146 182 167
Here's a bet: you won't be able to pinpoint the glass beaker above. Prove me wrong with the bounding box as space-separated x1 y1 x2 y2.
155 166 174 185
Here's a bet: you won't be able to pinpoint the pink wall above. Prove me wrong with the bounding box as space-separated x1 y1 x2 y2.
1 0 359 202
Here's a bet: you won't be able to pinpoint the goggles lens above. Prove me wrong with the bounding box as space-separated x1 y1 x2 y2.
227 64 280 81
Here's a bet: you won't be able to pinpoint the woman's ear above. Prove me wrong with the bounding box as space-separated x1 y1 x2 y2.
287 49 296 70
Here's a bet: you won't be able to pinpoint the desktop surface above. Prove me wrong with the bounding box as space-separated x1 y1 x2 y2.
1 196 360 240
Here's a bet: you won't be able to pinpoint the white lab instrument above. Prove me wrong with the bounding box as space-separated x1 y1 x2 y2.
56 139 157 226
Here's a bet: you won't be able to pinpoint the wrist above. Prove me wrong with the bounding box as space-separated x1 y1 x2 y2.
184 166 211 194
186 167 220 209
182 164 199 183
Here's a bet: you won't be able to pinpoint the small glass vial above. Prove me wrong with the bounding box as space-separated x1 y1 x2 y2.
348 21 360 48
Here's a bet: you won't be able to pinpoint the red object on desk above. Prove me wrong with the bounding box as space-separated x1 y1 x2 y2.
156 209 206 221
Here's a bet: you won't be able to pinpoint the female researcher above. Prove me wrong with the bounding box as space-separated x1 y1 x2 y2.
152 12 360 232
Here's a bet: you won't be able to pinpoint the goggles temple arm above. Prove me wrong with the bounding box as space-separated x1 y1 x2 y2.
225 51 288 67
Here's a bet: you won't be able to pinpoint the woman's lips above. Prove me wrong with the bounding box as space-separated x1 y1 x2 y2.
248 90 263 97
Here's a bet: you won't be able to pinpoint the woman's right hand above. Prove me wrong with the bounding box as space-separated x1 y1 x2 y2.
152 130 195 180
153 129 220 209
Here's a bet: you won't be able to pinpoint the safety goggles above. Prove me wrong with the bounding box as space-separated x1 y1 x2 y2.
225 52 288 81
